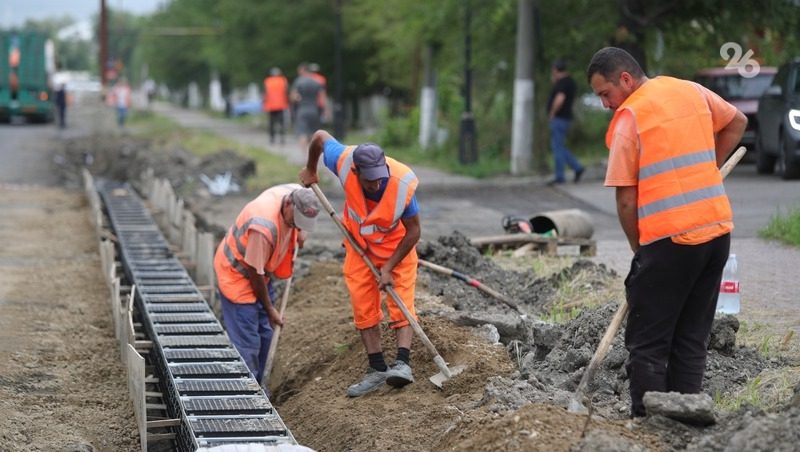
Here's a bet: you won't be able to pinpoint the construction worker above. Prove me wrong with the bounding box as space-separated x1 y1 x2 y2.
299 130 420 397
263 67 289 144
587 47 747 417
213 184 321 383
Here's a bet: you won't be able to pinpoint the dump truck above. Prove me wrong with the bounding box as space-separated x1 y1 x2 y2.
1 30 55 122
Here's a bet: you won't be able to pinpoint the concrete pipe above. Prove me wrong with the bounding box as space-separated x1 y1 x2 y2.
529 209 594 239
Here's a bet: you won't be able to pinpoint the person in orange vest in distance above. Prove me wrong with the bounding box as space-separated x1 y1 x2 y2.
299 130 421 397
263 67 289 144
587 47 747 418
213 184 321 383
307 62 330 123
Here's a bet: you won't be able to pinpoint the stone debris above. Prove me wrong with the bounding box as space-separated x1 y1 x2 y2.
642 392 716 426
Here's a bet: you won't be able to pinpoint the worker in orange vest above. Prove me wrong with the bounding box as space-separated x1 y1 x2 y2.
263 67 289 144
299 130 421 397
213 184 320 383
588 47 747 418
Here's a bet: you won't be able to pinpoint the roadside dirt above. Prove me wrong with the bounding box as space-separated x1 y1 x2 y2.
0 186 138 451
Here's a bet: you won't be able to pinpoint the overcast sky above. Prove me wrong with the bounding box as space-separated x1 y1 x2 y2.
1 0 164 28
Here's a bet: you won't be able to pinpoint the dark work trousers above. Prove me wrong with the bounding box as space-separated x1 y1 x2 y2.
219 282 277 383
624 233 730 417
268 110 285 143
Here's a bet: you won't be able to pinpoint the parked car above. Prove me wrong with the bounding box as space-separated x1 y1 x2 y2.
694 67 777 157
755 59 800 179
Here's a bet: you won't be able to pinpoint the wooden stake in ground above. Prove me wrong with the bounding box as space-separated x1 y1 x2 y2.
567 146 747 414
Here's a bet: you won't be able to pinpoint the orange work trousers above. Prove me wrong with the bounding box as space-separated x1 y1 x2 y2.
342 242 418 330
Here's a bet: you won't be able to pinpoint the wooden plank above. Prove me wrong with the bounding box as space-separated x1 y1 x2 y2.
146 433 176 443
146 403 167 410
126 344 147 452
195 232 215 287
146 419 181 428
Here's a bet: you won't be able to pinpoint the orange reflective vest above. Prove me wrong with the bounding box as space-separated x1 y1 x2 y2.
336 146 418 259
263 75 289 112
606 76 732 245
213 184 298 302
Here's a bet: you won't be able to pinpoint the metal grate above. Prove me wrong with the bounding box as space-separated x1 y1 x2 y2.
135 271 189 279
169 362 250 377
147 303 210 313
150 313 217 323
164 349 240 362
155 323 224 335
143 293 205 303
159 335 231 348
174 378 262 395
182 396 272 415
140 285 203 294
189 417 287 437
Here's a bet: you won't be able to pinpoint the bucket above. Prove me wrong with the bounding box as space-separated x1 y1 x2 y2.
529 209 594 239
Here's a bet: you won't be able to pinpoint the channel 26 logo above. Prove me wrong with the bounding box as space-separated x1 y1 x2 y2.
720 42 760 78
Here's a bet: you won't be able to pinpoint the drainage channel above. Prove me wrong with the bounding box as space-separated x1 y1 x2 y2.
98 181 297 451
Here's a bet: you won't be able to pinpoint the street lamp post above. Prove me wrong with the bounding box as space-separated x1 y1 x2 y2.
333 0 345 139
458 0 477 165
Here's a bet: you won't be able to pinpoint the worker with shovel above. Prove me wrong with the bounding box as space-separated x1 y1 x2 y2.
299 130 421 397
213 184 321 383
587 47 747 417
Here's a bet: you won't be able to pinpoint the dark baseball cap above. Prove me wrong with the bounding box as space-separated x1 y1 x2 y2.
353 143 389 180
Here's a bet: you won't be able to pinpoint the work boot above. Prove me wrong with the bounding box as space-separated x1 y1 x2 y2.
385 361 414 388
346 368 387 397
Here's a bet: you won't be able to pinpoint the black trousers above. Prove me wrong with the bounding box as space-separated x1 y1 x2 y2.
268 110 285 142
624 233 730 417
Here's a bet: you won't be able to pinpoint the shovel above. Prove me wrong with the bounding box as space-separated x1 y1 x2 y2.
261 247 299 388
567 146 747 414
309 183 465 388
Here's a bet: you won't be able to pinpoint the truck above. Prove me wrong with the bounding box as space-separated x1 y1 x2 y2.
0 30 55 123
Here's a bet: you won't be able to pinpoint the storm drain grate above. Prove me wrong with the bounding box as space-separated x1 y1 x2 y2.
169 362 250 378
164 348 240 362
182 397 272 415
140 285 200 294
135 271 189 279
147 303 210 313
143 294 204 303
160 335 230 348
150 313 217 323
137 278 194 286
155 323 224 335
189 417 287 437
174 378 262 395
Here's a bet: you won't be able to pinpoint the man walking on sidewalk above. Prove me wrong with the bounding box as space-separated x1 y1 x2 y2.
547 59 584 185
213 184 320 382
588 47 746 417
299 130 421 397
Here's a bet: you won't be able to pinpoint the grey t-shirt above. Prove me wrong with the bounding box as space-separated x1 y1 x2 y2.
291 76 323 112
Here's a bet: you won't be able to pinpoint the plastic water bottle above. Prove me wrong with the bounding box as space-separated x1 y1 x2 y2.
716 254 740 314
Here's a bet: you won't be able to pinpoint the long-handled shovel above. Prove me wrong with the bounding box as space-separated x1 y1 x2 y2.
567 146 747 414
309 183 465 388
261 247 299 388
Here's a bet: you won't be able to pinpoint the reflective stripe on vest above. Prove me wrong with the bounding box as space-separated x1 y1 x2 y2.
607 77 732 245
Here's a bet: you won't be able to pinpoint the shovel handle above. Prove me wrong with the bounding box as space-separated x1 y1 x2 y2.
309 183 455 379
419 259 522 314
261 246 299 387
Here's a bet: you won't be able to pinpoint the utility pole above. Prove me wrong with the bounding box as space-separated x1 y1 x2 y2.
333 0 345 139
458 0 477 165
418 43 437 150
99 0 108 88
511 0 534 175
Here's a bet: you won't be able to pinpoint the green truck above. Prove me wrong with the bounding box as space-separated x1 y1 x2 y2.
1 31 55 122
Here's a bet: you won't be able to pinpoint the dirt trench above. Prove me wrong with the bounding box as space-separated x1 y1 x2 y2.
49 131 800 451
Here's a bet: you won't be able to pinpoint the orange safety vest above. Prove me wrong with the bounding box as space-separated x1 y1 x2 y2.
263 75 289 112
336 146 418 259
606 76 732 245
213 184 298 302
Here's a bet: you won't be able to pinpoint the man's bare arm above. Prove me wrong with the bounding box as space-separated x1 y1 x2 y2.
616 185 639 252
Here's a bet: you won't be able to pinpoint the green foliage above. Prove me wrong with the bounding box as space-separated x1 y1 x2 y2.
759 207 800 247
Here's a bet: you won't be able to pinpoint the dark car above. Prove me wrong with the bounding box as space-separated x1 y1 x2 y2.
755 59 800 179
694 67 777 156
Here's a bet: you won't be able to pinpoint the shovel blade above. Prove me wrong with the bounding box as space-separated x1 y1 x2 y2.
429 364 466 388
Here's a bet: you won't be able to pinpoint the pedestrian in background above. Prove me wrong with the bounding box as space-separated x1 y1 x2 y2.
587 47 746 418
300 129 421 398
291 63 326 152
109 78 132 128
547 59 584 185
213 184 320 383
307 63 330 123
54 83 67 129
263 67 290 144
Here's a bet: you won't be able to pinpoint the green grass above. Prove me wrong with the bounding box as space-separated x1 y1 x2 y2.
714 367 800 412
129 110 297 192
759 207 800 246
